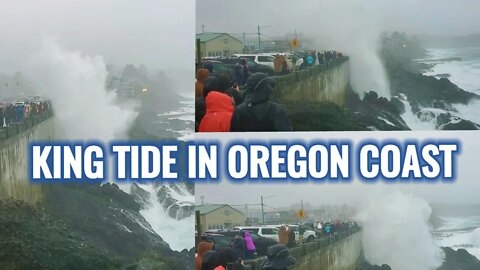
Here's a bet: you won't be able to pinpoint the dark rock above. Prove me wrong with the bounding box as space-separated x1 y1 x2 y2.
438 247 480 270
0 199 122 269
41 184 166 261
156 184 194 220
130 183 152 209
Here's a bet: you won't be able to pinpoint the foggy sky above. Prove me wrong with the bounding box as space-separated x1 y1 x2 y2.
0 0 194 74
195 131 480 207
197 0 480 38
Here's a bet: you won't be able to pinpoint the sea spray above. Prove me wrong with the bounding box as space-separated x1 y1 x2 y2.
134 183 194 251
357 192 444 270
31 38 195 251
33 37 138 141
308 0 391 98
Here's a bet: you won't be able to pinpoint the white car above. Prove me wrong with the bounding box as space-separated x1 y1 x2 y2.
234 226 280 241
281 224 317 243
232 54 275 68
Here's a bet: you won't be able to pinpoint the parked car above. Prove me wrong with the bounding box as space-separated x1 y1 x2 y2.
281 224 317 242
234 226 280 241
232 54 275 68
215 58 274 76
202 60 233 80
211 229 278 256
204 233 232 249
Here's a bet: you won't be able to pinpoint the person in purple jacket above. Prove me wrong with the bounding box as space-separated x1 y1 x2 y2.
243 230 256 260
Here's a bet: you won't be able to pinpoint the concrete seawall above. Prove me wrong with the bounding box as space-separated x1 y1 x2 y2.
272 58 350 106
0 113 54 203
246 231 361 270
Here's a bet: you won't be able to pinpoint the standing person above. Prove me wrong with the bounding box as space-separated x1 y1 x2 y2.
202 250 226 270
0 107 4 127
230 73 292 132
243 231 256 260
196 241 215 270
198 76 234 132
306 53 314 66
287 227 296 248
231 235 247 261
280 55 289 74
233 62 245 86
241 58 250 82
196 68 210 98
259 244 296 270
278 226 288 245
273 54 283 74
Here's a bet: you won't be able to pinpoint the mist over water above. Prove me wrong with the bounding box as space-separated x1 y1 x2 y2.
33 38 138 141
357 192 444 269
307 1 391 97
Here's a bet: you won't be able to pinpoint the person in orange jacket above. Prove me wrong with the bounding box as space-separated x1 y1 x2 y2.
195 68 210 98
196 241 214 270
198 76 234 132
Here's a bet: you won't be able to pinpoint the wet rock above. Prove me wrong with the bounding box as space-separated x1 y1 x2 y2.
156 184 194 220
417 110 436 122
0 199 122 269
130 183 152 209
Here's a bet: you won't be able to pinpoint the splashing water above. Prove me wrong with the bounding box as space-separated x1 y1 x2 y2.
134 183 194 251
34 38 138 141
357 192 444 270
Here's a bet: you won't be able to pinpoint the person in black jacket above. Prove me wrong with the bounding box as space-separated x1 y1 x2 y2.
259 244 296 270
230 73 292 132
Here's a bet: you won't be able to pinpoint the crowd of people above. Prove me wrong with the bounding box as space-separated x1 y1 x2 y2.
0 100 51 128
314 221 359 237
297 50 344 69
196 233 296 270
195 65 293 132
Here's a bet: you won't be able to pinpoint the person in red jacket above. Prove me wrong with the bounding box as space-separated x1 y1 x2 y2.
198 76 234 132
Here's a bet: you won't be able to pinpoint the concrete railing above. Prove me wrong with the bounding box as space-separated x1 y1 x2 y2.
245 229 361 270
0 110 53 144
0 111 54 203
271 57 350 106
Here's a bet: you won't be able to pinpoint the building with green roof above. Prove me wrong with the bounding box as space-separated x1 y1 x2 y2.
195 204 245 233
196 33 243 58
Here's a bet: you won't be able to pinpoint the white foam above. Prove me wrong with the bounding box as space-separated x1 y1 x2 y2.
399 95 437 130
423 48 480 94
136 183 194 251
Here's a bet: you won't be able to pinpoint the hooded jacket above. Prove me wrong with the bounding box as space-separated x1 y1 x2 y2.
198 91 234 132
230 73 292 132
196 241 214 270
244 231 256 251
196 69 210 98
231 237 247 260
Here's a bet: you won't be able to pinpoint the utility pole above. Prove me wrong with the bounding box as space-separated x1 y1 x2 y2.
243 32 246 53
301 200 304 225
261 196 265 225
257 25 261 53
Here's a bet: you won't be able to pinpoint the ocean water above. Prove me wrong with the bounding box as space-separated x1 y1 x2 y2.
424 47 480 94
156 96 195 140
139 97 195 251
403 47 480 130
118 96 195 251
433 216 480 259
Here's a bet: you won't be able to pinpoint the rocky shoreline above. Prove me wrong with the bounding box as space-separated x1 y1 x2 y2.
286 33 480 131
0 183 195 270
358 247 480 270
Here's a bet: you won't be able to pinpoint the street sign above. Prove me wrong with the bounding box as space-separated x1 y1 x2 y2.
291 38 300 49
297 209 305 219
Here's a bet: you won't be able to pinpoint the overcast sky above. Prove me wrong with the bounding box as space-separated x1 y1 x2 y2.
0 0 194 74
195 131 479 207
197 0 480 37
